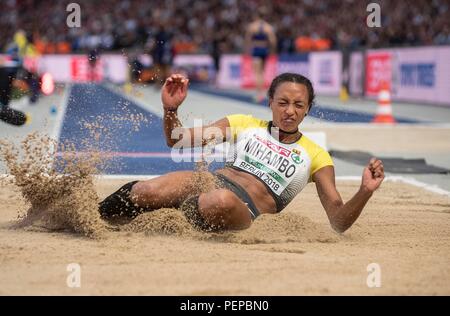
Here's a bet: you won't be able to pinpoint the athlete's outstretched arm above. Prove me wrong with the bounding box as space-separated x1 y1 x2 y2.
313 158 385 233
162 74 230 148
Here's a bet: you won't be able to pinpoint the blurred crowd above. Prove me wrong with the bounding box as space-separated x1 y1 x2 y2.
1 0 449 55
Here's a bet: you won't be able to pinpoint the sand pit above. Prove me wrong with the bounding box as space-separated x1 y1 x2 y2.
1 178 449 295
1 121 449 295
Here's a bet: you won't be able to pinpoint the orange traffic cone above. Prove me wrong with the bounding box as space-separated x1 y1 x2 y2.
373 82 396 123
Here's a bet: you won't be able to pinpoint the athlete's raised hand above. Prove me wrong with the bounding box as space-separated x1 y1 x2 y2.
161 74 189 111
361 158 385 193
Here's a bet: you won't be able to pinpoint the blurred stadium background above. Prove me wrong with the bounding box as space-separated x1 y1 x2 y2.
1 0 450 186
1 0 449 94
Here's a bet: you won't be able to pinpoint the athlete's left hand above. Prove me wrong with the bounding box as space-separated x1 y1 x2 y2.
361 158 385 193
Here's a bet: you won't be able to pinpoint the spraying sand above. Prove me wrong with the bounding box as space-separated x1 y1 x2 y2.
0 133 106 238
0 109 150 238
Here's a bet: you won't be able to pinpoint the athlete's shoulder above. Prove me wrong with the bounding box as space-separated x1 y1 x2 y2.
226 114 268 128
298 134 334 181
226 114 268 139
263 21 275 32
247 21 258 32
298 134 331 158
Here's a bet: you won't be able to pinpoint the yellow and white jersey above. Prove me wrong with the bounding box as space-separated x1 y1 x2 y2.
226 114 334 211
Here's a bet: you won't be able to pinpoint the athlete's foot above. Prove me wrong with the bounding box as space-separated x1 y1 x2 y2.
0 106 27 126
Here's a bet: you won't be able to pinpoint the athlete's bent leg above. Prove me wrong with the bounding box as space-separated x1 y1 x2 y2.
130 171 204 208
195 189 252 230
99 171 202 219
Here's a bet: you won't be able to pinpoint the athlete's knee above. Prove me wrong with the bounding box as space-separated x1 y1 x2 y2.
179 191 235 231
211 189 240 213
180 195 213 231
200 189 252 229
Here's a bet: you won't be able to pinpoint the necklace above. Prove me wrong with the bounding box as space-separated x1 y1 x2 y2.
268 121 302 143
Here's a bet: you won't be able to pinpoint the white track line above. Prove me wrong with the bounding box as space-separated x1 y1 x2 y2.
301 122 450 128
383 176 450 196
2 174 448 197
95 175 158 180
51 84 72 143
54 151 227 159
336 176 450 196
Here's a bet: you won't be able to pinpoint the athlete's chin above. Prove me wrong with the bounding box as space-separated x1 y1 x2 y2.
280 120 299 131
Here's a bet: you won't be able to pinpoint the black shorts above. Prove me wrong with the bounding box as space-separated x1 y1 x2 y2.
214 173 260 220
251 47 269 66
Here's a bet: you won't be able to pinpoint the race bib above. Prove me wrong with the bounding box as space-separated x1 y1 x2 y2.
232 129 309 196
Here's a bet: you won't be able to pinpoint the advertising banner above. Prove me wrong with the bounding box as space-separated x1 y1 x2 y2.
217 55 242 88
21 54 128 83
173 54 215 82
70 56 103 82
366 46 450 105
277 54 309 77
241 55 278 88
365 51 392 96
392 47 450 105
217 52 342 94
309 51 342 95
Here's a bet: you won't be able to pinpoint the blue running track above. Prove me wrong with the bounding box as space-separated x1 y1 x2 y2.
58 84 224 175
